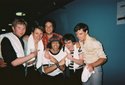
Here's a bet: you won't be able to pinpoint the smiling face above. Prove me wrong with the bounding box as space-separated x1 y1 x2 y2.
45 21 54 34
32 28 43 42
51 41 60 52
12 24 26 37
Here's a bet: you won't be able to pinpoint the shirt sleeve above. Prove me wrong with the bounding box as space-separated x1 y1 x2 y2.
1 37 17 65
95 41 107 59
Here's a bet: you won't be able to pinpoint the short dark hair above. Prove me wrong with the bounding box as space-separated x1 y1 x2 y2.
47 35 62 49
43 18 56 30
74 23 89 33
12 18 27 28
31 25 44 32
63 33 76 43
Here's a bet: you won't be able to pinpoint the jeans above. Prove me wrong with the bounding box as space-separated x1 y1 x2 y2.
82 66 102 85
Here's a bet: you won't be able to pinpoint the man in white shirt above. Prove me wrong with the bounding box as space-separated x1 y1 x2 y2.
63 33 84 85
42 35 67 85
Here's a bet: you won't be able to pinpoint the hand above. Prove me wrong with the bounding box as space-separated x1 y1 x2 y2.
79 53 85 60
76 42 81 48
30 50 39 58
58 58 66 71
0 58 7 68
86 64 94 72
58 65 65 71
44 50 51 59
67 54 73 61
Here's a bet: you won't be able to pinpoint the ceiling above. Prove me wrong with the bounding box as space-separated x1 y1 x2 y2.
0 0 73 33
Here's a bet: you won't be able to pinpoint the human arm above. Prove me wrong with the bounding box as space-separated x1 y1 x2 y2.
48 53 67 71
1 37 38 67
43 64 59 74
43 51 66 73
11 51 38 66
58 56 66 71
86 41 107 72
43 50 58 73
87 58 106 72
67 53 84 65
43 59 66 73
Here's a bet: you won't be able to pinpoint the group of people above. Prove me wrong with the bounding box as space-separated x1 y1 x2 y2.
0 18 107 85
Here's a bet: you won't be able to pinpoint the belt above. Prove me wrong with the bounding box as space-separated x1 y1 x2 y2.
69 68 83 73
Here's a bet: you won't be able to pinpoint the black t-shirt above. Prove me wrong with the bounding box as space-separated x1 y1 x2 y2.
1 37 25 81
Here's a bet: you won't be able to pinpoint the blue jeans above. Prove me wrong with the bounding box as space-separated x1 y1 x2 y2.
82 66 102 85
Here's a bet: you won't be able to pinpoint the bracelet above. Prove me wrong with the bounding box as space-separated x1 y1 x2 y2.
55 63 60 68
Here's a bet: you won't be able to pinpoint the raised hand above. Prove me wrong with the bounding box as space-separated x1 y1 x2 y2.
44 50 51 59
67 54 73 61
30 50 39 58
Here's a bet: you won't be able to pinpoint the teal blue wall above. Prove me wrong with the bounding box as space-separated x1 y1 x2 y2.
45 0 125 84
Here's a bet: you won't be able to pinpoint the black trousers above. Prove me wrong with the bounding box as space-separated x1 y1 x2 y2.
0 67 25 85
25 66 42 85
41 73 65 85
66 68 83 85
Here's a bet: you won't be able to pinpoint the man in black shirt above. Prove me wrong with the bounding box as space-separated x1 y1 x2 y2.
1 19 38 85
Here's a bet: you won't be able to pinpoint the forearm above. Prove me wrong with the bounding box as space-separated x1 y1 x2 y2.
44 64 57 74
91 58 106 67
11 54 33 66
58 64 65 71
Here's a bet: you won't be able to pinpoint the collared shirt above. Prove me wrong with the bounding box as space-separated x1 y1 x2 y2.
79 35 106 64
42 33 63 48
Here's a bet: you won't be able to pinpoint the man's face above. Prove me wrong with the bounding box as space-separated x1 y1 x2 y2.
33 28 43 42
45 22 53 34
13 24 26 37
75 29 87 42
51 41 60 51
64 40 74 50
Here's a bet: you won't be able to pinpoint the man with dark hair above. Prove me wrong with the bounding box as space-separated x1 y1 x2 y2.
74 23 107 85
63 33 84 85
42 36 66 85
42 19 63 49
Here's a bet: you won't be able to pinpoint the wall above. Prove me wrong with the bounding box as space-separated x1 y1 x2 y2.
45 0 125 85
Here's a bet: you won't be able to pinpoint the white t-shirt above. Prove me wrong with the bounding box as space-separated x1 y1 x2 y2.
42 48 67 76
